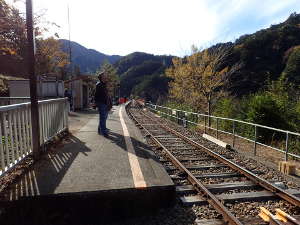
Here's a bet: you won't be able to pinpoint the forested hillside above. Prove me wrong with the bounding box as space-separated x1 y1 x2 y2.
115 52 173 102
228 13 300 95
114 13 300 103
165 13 300 138
60 39 121 74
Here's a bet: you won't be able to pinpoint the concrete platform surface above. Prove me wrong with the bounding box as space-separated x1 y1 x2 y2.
0 104 175 224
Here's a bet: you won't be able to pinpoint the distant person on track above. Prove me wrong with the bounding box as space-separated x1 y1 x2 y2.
94 71 112 137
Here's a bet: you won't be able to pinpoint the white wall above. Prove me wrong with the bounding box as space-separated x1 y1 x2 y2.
9 80 64 98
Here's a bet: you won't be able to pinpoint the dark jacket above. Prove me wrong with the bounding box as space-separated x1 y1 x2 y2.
94 82 112 109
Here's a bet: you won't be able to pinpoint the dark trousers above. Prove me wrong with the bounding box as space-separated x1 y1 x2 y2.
97 103 108 135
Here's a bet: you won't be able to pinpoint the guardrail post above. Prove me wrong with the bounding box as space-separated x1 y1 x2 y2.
65 98 69 130
204 115 207 134
183 114 187 128
285 132 289 161
254 125 257 156
232 121 235 147
216 118 219 139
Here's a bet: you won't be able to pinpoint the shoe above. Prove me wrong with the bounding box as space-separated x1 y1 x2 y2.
103 133 109 138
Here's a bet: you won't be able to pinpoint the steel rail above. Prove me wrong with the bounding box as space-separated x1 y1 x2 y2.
160 124 300 207
127 107 243 225
129 103 300 206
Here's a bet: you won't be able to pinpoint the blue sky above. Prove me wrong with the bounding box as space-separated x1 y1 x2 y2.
7 0 300 56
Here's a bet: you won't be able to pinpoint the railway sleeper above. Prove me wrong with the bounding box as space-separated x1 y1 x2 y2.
176 181 263 194
159 157 213 163
165 164 228 172
176 181 287 195
180 189 300 206
171 172 244 180
195 218 270 225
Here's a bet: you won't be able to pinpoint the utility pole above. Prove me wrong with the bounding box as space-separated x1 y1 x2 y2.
26 0 40 159
67 4 72 69
67 4 74 111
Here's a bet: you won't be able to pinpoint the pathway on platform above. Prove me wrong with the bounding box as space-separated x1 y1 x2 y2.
2 104 173 200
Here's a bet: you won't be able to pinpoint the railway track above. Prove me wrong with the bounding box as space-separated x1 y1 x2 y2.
127 101 300 225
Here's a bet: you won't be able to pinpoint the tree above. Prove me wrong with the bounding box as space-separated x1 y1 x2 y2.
0 0 67 77
281 46 300 85
35 37 69 76
98 61 119 97
0 0 27 76
166 45 242 125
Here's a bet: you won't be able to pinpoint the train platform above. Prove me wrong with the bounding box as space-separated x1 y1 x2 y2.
1 104 175 224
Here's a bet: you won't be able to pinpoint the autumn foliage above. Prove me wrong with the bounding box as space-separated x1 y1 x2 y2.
166 45 241 117
0 0 69 80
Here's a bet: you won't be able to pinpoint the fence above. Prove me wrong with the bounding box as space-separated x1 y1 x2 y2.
146 103 300 161
0 97 30 106
0 98 68 176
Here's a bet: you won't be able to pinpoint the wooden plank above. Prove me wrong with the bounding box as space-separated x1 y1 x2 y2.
202 217 300 225
203 133 231 149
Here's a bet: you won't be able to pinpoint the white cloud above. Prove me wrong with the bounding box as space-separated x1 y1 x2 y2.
6 0 300 56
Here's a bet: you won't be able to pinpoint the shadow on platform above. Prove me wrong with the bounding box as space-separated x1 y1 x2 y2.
108 131 161 164
1 135 91 201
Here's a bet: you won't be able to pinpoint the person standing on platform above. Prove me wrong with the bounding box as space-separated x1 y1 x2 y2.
64 88 72 112
94 71 112 137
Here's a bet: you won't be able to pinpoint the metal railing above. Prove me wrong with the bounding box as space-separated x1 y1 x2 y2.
146 103 300 161
0 97 30 106
0 98 68 176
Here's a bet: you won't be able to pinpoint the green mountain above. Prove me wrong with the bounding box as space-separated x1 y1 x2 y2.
228 13 300 96
60 39 121 74
114 52 173 102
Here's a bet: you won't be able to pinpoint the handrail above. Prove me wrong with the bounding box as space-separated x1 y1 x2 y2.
0 97 30 99
0 98 67 112
146 102 300 161
146 103 300 136
0 98 69 176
